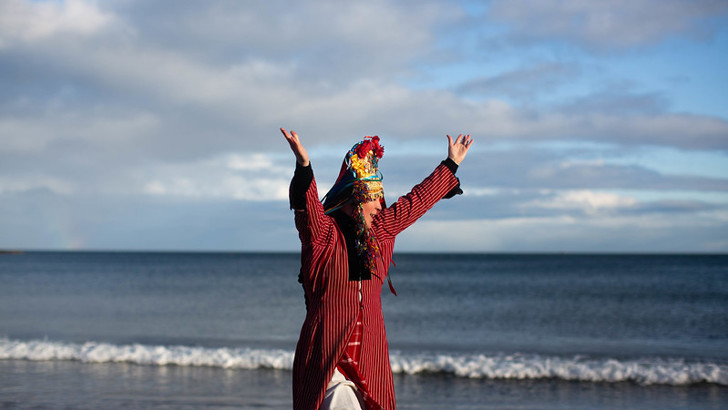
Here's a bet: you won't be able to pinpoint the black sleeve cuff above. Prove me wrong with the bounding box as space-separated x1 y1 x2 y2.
441 158 459 175
443 180 463 199
290 162 313 210
441 158 462 199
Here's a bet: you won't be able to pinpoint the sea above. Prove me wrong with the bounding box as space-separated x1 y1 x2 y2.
0 251 726 409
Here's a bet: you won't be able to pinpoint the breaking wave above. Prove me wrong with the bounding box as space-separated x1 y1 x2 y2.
1 338 725 386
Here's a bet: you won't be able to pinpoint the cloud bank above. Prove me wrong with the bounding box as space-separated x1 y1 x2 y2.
1 0 727 252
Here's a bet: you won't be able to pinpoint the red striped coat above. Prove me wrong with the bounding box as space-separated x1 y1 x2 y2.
292 163 459 410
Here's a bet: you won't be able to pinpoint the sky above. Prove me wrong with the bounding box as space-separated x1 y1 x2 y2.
1 0 727 253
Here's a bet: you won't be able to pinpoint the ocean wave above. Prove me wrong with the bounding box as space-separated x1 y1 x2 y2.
390 352 727 386
0 338 294 370
1 338 725 386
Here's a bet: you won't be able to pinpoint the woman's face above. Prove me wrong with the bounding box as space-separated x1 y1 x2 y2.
361 199 383 229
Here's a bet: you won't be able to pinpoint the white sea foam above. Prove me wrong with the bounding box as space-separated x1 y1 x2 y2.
0 338 294 370
389 352 728 386
1 338 725 386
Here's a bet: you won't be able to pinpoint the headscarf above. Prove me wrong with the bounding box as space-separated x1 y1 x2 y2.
322 136 386 283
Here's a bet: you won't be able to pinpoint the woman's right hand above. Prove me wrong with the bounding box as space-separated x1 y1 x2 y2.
281 128 310 166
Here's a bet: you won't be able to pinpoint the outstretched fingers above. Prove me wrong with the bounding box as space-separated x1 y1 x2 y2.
280 127 297 144
281 127 300 150
448 134 473 145
446 133 474 165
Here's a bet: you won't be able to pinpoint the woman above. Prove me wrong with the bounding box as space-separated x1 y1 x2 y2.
281 128 473 410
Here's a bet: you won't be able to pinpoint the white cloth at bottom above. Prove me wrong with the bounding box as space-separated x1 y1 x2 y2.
321 368 366 410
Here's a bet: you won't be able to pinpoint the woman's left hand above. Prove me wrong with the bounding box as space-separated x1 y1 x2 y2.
447 134 474 165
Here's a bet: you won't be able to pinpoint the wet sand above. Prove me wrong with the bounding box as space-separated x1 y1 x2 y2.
2 359 726 409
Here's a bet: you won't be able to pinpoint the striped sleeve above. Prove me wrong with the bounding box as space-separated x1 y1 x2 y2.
292 174 333 246
372 162 460 240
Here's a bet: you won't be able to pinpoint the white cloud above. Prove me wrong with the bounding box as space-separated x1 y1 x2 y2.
525 190 638 215
0 0 725 252
397 210 727 252
108 0 457 84
143 176 289 201
457 62 580 98
2 1 725 165
466 187 503 197
140 152 290 201
0 175 75 195
488 0 728 50
227 153 275 171
0 110 159 153
0 0 112 47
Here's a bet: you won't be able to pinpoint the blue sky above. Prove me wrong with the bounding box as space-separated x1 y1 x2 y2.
1 0 727 252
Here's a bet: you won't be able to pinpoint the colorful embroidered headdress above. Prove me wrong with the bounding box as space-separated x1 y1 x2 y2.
323 136 385 214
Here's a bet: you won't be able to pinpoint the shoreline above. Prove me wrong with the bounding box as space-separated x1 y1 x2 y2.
2 359 727 409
